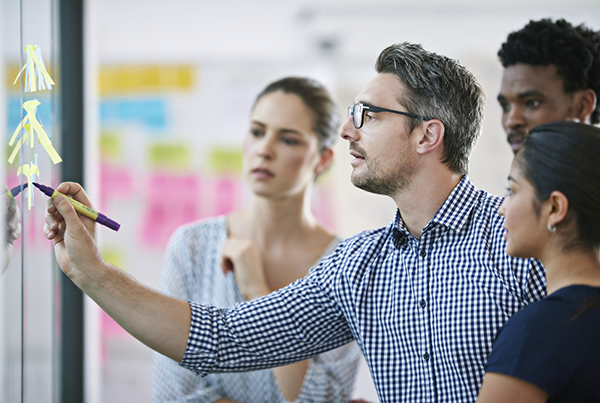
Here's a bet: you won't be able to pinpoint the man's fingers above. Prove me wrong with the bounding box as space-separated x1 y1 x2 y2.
43 218 59 240
44 199 61 233
43 225 56 240
52 194 87 232
44 183 92 241
56 182 95 210
46 196 57 213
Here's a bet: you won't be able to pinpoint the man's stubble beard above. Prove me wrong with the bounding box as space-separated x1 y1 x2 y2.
350 158 414 197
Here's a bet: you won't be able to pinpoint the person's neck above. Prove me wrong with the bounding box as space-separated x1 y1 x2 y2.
540 248 600 295
232 191 320 245
392 168 463 239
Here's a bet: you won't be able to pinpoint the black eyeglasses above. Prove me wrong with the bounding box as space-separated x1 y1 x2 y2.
348 103 431 129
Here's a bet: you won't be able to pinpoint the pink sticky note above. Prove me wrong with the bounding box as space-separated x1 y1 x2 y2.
139 173 201 246
99 164 134 210
212 177 242 217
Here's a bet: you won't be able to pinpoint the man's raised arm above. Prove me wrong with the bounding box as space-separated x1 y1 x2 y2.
43 182 190 362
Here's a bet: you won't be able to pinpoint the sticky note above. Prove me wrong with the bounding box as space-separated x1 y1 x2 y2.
208 146 243 174
148 142 190 170
99 65 195 95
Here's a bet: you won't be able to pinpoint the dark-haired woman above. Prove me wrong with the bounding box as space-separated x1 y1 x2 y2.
152 77 360 403
477 121 600 402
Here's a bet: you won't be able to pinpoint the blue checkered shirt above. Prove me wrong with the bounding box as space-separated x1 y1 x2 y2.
180 175 546 402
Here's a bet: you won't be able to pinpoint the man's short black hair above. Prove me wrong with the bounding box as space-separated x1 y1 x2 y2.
499 18 600 124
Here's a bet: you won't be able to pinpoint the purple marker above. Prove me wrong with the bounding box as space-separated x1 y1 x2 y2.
33 182 120 231
6 183 28 198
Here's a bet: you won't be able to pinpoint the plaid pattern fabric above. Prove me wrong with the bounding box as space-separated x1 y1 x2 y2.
180 176 546 402
153 217 361 402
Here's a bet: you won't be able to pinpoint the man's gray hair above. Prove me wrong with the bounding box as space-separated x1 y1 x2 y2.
376 42 485 175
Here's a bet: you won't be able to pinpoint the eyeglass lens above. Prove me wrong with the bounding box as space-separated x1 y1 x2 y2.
348 103 363 129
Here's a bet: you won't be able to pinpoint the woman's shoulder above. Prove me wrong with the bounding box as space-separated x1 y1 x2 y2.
322 235 342 256
167 216 228 252
487 286 600 400
498 286 600 343
172 216 227 239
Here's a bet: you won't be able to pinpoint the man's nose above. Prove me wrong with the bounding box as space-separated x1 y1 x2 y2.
340 116 358 141
505 105 526 130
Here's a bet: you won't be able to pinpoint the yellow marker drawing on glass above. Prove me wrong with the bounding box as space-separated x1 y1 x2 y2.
17 163 40 210
9 100 62 164
13 45 55 92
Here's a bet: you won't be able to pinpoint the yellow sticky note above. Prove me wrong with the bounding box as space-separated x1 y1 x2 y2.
100 132 123 161
17 162 39 210
99 65 196 95
208 146 243 175
148 142 190 170
13 45 55 92
9 100 62 164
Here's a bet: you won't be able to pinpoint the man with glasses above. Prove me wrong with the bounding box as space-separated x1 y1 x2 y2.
497 18 599 154
43 42 545 402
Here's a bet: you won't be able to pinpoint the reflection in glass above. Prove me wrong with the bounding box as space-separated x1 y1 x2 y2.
1 184 24 274
1 0 58 401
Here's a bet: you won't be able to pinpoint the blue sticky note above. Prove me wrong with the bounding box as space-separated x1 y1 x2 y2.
99 98 167 130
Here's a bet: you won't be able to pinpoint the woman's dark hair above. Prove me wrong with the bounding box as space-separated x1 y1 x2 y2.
253 77 338 151
517 121 600 315
517 121 600 251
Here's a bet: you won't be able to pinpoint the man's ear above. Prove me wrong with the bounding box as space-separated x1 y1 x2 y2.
573 89 597 124
416 119 445 155
314 147 334 176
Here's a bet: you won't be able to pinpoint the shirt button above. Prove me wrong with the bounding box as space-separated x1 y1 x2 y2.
420 249 427 257
419 299 426 308
423 353 430 361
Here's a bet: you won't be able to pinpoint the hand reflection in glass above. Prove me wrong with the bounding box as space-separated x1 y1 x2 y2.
1 184 24 274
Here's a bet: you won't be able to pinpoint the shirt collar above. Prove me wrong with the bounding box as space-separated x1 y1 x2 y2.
431 175 479 232
392 175 480 239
